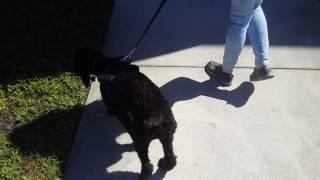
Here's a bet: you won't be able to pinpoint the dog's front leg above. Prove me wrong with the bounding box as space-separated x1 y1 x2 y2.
135 139 153 180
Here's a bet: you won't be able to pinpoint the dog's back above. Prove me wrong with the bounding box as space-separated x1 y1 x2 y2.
100 69 176 138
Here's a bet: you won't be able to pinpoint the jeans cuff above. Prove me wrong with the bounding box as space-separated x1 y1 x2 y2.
255 59 269 68
222 66 233 74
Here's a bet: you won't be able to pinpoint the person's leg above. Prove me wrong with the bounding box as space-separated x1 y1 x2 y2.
222 0 263 74
247 5 273 81
205 0 263 86
247 5 269 68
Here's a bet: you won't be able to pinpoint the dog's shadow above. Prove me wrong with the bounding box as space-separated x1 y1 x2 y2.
8 101 167 180
61 100 168 180
161 77 255 108
97 110 168 180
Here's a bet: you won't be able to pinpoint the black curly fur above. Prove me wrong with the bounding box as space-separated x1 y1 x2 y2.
73 47 177 180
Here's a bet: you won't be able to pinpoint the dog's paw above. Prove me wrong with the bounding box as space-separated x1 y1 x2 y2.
158 157 176 171
142 163 153 176
139 163 153 180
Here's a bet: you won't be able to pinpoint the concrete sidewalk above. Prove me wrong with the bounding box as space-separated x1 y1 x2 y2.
65 0 320 179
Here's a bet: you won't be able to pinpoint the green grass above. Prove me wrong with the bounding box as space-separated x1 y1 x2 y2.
6 74 86 123
0 0 113 178
0 74 87 179
0 137 22 180
0 88 6 112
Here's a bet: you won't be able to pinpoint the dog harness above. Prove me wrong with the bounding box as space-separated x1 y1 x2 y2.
93 64 131 83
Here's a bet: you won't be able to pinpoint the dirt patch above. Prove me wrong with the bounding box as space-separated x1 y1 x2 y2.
0 114 17 136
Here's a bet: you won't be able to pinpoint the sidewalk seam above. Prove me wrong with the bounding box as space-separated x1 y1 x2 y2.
136 65 320 71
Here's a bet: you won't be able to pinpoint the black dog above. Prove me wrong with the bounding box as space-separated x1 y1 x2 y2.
73 47 177 180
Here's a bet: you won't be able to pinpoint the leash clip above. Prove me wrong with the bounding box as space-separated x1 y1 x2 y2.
121 47 136 63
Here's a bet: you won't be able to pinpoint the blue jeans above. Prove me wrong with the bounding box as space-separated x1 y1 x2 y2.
222 0 269 74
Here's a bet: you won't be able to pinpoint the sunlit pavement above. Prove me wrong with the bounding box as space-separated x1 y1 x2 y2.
65 0 320 179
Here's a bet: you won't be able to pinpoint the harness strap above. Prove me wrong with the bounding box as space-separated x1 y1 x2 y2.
96 64 131 82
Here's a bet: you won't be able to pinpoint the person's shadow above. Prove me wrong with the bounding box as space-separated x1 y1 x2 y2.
161 77 255 108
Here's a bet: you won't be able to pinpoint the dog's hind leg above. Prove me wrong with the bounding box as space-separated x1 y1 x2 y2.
158 135 177 171
135 138 153 180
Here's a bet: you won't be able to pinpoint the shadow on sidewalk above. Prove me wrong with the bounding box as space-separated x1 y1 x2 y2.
161 77 255 108
7 80 253 179
104 168 167 180
54 100 167 180
7 101 148 180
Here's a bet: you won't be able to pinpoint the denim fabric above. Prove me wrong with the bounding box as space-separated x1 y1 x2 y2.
222 0 269 74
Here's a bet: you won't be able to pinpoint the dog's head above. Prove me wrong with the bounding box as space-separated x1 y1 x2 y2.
72 47 103 87
72 47 139 87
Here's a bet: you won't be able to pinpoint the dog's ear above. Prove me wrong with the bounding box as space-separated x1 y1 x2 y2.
72 47 103 75
73 47 100 88
78 73 97 88
73 47 90 75
127 65 140 72
80 73 91 88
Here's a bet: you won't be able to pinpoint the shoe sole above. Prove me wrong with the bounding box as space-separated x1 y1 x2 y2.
250 74 274 81
205 65 231 87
